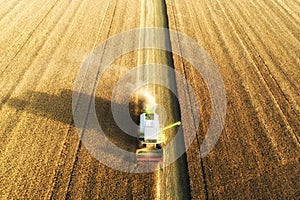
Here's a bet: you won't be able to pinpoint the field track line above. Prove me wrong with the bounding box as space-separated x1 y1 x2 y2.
72 0 116 113
0 0 37 31
0 0 87 196
264 0 300 29
221 0 300 116
28 0 111 197
0 0 60 75
136 0 144 82
190 2 298 194
226 0 300 106
173 2 296 196
212 0 300 156
273 0 300 27
87 0 130 198
0 0 72 189
223 0 299 139
254 0 300 46
0 0 55 60
229 1 300 119
228 0 299 143
7 0 109 194
65 0 118 197
0 0 21 22
167 0 209 199
230 0 300 82
43 0 110 197
0 0 72 112
48 123 76 199
0 0 72 117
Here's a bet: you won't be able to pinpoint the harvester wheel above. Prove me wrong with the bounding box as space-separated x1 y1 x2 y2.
137 140 144 148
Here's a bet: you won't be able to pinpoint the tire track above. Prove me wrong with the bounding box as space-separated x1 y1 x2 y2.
0 0 87 197
207 0 288 157
197 2 296 196
84 0 130 198
229 1 300 115
44 0 111 197
277 0 300 18
252 0 300 52
167 0 208 199
264 0 300 34
211 0 300 162
65 0 118 198
230 0 300 92
198 0 266 196
107 1 140 199
275 0 300 24
0 0 59 74
166 0 250 198
45 0 113 196
170 0 294 197
0 0 20 22
222 0 300 144
0 0 72 112
49 123 78 199
0 0 37 31
72 0 117 113
117 1 151 198
0 0 71 110
0 0 74 152
246 0 300 64
0 0 74 191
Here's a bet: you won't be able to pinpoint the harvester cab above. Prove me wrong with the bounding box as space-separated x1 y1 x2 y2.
136 103 181 163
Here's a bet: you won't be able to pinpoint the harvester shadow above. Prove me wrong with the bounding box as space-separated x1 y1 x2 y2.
7 89 139 158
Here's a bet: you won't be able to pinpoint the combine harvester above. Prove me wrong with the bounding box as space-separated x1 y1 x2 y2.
136 102 181 163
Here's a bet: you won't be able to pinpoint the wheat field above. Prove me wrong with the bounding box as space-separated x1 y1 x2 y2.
0 0 299 199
